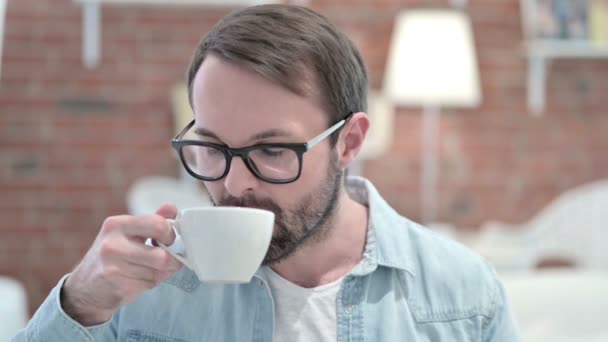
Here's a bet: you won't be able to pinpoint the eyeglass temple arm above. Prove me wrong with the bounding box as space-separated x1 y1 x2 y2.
173 119 196 140
175 113 355 146
305 113 354 150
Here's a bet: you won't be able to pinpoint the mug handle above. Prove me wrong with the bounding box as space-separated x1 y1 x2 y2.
157 219 196 271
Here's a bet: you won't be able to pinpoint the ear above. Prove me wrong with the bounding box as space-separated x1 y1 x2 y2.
336 112 370 169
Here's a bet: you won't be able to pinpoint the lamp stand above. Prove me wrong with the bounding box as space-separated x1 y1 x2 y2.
421 105 440 224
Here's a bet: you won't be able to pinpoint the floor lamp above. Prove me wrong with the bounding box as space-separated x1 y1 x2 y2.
350 92 394 176
384 9 481 224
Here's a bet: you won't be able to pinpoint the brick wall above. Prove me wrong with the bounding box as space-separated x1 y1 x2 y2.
1 0 607 315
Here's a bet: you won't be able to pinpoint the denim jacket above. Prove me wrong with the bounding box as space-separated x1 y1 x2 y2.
13 177 520 341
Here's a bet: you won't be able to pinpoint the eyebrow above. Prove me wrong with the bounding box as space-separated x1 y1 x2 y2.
194 127 222 140
194 127 294 143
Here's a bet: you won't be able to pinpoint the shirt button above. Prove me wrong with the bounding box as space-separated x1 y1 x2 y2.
345 304 354 314
259 280 264 288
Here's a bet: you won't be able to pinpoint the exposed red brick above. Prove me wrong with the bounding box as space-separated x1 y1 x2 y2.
2 0 608 316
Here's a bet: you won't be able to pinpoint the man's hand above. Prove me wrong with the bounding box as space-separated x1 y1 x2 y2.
61 204 183 326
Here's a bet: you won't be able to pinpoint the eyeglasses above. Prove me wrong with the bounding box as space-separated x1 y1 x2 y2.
171 113 353 184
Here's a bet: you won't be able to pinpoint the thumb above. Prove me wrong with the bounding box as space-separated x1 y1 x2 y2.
155 203 178 219
151 203 178 247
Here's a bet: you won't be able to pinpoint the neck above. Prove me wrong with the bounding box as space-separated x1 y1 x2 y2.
269 187 369 288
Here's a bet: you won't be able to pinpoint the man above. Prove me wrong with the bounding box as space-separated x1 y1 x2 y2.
14 4 520 341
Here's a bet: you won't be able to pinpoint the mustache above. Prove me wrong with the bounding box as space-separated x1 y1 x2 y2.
216 194 282 216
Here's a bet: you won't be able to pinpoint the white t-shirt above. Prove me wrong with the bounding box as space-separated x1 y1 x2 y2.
262 266 344 342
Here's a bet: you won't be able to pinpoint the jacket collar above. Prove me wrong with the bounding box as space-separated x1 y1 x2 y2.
239 176 419 286
347 176 416 277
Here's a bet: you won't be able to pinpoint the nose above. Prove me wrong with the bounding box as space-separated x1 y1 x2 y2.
223 156 260 197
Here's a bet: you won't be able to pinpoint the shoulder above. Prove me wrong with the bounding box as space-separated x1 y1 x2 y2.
402 219 503 322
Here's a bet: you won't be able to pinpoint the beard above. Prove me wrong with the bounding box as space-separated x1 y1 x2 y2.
213 153 343 265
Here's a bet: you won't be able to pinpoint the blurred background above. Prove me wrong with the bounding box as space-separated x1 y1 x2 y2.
1 0 607 340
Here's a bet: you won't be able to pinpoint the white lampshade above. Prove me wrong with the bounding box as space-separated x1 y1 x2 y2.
359 92 394 159
384 9 481 107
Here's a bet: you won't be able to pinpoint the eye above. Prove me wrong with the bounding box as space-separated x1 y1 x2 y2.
206 147 224 156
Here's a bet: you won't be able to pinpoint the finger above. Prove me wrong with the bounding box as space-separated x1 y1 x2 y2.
151 218 177 247
155 203 177 219
158 270 178 282
153 204 178 246
117 258 181 284
122 242 183 272
113 260 161 283
121 215 176 246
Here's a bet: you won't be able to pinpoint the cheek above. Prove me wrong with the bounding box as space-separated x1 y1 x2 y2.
201 147 330 207
270 182 309 209
299 147 331 182
203 181 223 203
277 151 330 201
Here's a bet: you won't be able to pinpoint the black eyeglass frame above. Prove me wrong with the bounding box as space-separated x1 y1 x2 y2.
171 113 354 184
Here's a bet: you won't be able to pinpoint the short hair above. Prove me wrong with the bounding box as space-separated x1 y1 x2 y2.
186 4 368 145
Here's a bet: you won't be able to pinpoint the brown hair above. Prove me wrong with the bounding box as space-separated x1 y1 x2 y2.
186 4 368 145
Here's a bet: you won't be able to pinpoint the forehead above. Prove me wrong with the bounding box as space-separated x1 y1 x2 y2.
190 55 326 143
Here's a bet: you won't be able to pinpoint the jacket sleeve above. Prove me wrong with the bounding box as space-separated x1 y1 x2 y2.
482 271 522 342
11 274 116 342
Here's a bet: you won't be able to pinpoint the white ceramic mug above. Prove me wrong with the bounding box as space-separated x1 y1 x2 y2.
158 206 274 283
